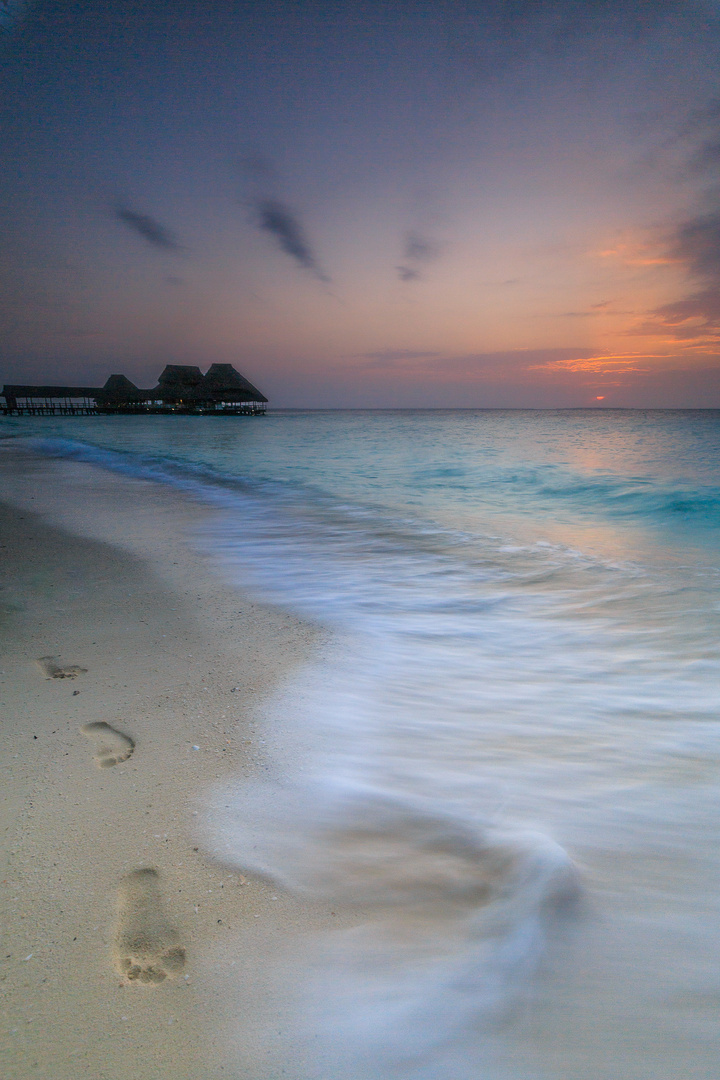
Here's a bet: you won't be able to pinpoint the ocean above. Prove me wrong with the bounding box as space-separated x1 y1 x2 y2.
3 409 720 1079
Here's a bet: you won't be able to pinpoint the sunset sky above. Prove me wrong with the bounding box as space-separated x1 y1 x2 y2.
2 0 720 407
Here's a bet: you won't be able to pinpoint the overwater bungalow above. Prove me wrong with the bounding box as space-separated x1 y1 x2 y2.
1 364 268 416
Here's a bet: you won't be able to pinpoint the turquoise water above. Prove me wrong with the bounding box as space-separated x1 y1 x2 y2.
7 409 720 549
4 409 720 1078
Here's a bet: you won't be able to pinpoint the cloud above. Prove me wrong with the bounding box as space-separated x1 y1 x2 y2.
114 202 180 252
404 232 441 263
530 352 657 376
653 289 720 331
558 302 634 318
635 288 720 342
396 230 442 282
353 346 596 374
254 198 329 282
673 210 720 278
632 209 720 343
237 150 329 283
397 265 421 282
436 347 598 377
353 349 441 367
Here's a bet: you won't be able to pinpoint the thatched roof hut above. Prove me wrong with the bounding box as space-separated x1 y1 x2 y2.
146 363 268 405
95 374 146 405
150 364 206 403
202 363 268 403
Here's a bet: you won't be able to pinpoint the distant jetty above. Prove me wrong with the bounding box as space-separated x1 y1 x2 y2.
1 364 268 416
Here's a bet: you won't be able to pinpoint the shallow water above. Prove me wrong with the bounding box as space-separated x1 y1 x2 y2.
4 409 720 1077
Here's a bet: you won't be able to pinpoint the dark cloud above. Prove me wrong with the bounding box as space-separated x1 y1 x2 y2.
397 230 441 282
673 210 720 279
634 84 720 344
255 198 329 282
404 232 441 263
238 150 329 283
114 202 180 252
637 287 720 341
634 209 720 342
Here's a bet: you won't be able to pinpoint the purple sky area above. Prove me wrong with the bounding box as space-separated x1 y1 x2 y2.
2 0 720 407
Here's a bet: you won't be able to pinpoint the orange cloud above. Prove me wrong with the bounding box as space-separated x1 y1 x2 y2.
530 353 658 375
593 239 675 268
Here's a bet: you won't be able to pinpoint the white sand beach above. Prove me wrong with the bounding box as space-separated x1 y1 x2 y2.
0 443 331 1079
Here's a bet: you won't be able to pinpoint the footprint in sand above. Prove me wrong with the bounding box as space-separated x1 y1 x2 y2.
113 869 186 984
36 655 87 679
81 721 135 768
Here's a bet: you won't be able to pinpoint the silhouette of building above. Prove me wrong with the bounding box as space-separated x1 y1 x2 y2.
1 364 268 416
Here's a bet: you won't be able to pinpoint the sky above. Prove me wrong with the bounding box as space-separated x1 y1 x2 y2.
2 0 720 407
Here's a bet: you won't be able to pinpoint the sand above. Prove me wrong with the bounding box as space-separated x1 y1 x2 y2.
0 442 330 1079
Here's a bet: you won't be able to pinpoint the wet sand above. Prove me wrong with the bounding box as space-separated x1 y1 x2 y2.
0 443 329 1079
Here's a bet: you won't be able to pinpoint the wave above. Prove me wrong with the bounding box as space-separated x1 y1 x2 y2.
532 470 720 523
414 457 720 527
19 432 720 542
211 778 580 1076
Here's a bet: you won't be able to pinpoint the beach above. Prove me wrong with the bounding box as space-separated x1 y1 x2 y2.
0 442 329 1079
2 413 720 1080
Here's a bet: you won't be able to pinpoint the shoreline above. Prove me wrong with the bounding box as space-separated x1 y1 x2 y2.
0 443 328 1078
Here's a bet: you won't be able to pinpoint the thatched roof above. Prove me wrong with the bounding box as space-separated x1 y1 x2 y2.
146 363 268 403
202 363 268 403
96 374 146 404
158 364 205 388
148 364 205 401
